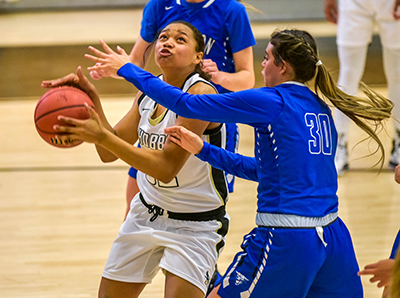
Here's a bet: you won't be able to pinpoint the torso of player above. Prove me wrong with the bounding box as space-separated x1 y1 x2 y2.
136 73 228 212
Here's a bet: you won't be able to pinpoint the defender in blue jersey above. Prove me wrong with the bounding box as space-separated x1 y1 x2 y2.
86 29 393 297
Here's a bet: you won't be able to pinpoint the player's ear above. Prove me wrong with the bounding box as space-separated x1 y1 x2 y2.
194 52 203 65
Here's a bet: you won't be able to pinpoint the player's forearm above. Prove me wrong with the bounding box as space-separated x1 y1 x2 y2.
97 132 185 183
216 70 255 91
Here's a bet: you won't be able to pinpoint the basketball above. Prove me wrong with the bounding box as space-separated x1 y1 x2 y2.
34 86 94 148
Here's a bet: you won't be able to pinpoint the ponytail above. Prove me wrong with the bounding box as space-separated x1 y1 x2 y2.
314 64 393 169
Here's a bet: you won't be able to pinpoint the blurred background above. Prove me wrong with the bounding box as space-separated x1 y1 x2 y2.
0 1 396 298
0 0 386 98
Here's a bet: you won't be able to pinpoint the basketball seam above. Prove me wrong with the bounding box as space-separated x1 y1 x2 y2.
35 104 87 123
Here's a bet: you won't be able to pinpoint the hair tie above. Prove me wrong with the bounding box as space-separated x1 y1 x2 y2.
316 60 323 67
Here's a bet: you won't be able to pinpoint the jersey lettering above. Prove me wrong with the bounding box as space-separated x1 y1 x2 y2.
138 128 167 150
203 35 216 55
304 113 332 155
146 175 179 188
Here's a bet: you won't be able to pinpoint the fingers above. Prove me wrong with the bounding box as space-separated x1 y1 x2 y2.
85 53 106 64
41 73 79 88
99 39 115 54
88 44 108 58
164 126 181 134
55 115 83 130
84 102 96 115
117 45 128 55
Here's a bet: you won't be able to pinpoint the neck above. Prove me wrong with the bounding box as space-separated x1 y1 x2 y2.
162 68 195 88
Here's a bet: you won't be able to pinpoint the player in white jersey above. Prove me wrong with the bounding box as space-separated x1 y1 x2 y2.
324 0 400 174
137 73 227 213
42 21 229 298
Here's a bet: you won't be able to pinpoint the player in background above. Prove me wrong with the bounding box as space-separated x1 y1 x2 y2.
357 164 400 298
42 21 229 298
85 28 393 297
358 229 399 297
324 0 400 174
90 0 256 220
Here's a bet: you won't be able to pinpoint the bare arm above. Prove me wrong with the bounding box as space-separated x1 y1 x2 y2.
128 35 154 69
395 164 400 183
324 0 338 24
394 0 400 20
202 46 255 91
54 82 218 183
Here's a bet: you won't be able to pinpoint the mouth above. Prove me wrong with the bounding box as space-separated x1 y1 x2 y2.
159 49 172 57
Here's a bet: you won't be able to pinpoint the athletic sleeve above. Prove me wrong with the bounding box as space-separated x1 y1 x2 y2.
225 2 256 53
140 0 159 43
390 229 400 259
197 142 258 181
117 63 283 127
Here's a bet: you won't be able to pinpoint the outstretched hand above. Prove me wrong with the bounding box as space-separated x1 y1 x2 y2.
164 126 204 155
358 259 395 287
41 66 98 99
85 40 131 77
53 102 107 146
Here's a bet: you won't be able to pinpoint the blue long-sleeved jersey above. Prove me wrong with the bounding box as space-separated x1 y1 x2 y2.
118 63 339 217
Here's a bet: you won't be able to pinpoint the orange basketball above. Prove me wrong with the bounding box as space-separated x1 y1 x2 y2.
34 86 94 148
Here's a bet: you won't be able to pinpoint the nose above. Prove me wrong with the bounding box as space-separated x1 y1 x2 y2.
163 38 173 48
261 59 266 67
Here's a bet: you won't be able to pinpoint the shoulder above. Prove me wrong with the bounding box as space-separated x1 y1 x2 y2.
187 80 217 95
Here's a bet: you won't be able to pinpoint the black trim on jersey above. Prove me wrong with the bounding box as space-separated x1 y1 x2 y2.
204 123 224 136
139 193 226 222
182 71 218 94
137 92 147 106
207 125 228 205
180 72 198 89
216 215 229 256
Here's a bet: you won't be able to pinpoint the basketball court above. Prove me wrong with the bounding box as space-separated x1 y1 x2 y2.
0 5 399 298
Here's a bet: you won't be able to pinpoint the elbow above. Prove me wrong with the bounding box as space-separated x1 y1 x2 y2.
157 174 177 184
98 155 117 163
247 74 255 88
155 169 179 184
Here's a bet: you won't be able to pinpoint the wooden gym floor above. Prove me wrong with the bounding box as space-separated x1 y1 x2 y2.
0 8 399 298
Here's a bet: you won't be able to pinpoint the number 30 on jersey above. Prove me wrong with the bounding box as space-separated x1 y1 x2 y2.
304 113 333 155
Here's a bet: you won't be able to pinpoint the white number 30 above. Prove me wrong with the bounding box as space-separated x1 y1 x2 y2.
304 113 333 155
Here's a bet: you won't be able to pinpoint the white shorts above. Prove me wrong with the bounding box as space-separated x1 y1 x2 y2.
337 0 400 49
102 193 229 294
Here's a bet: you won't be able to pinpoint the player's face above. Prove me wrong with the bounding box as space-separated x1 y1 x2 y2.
261 43 284 87
155 23 202 71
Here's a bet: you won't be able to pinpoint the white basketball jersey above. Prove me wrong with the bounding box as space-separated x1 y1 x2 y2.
137 73 228 212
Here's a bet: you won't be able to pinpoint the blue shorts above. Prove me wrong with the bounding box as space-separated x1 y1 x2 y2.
217 218 363 298
390 229 400 259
